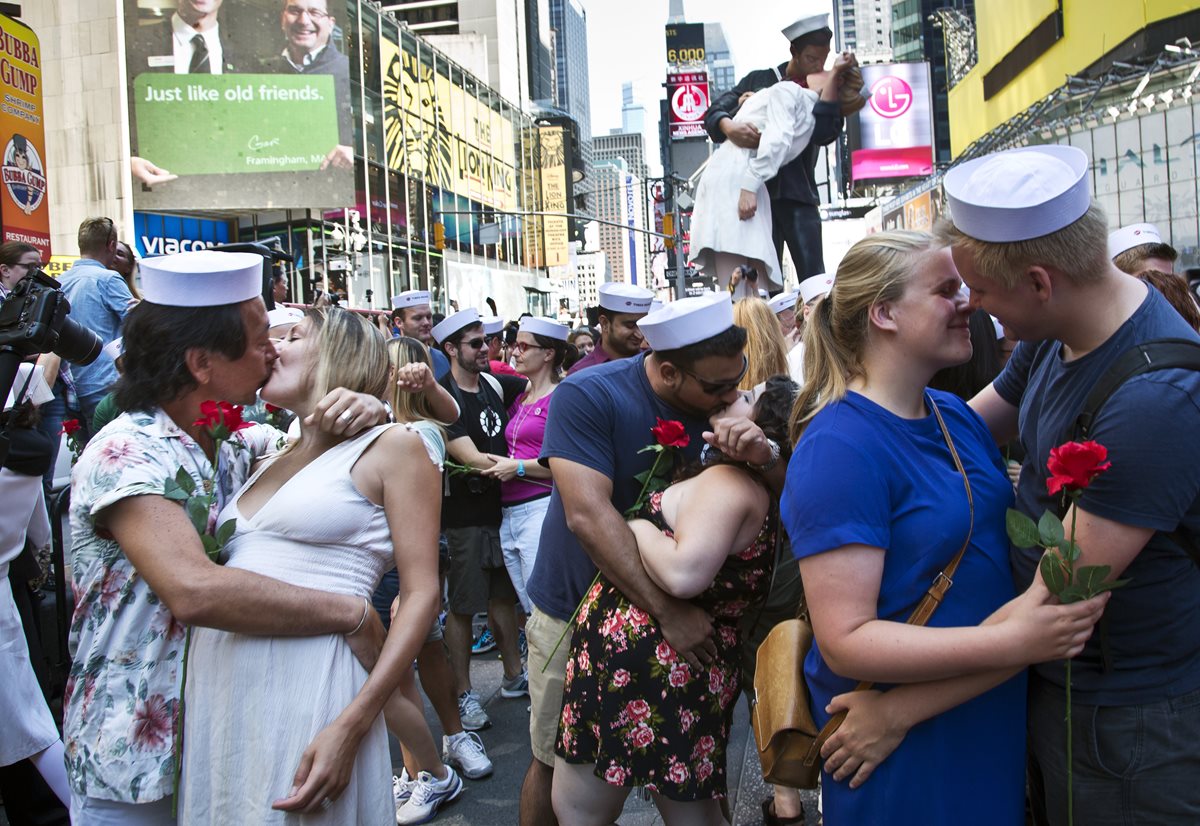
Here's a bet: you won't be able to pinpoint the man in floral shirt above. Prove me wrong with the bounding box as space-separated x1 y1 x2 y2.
64 251 387 825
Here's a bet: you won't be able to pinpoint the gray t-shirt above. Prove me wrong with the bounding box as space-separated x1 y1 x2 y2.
994 287 1200 705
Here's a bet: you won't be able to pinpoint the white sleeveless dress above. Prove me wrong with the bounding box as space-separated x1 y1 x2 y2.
179 425 402 825
688 79 819 288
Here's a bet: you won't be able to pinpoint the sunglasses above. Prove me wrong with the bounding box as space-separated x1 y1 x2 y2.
461 337 487 350
681 354 749 396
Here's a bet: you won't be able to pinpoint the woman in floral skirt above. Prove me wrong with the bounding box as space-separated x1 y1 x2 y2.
553 377 797 826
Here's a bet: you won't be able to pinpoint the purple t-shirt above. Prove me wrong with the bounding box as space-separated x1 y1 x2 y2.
501 390 555 504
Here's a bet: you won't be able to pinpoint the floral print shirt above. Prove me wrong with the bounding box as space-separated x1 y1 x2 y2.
63 408 280 803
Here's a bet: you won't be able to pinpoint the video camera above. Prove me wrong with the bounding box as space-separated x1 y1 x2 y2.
0 268 103 465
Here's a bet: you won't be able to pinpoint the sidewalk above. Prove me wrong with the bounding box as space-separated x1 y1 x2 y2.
404 650 820 825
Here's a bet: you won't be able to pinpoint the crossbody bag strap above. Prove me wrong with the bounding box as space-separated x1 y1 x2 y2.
803 394 975 766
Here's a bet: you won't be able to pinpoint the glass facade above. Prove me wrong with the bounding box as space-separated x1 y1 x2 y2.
236 0 550 314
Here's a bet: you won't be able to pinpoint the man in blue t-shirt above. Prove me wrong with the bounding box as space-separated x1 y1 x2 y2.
941 145 1200 825
518 292 786 826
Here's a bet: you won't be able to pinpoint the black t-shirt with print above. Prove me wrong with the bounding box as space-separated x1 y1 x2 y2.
440 371 527 528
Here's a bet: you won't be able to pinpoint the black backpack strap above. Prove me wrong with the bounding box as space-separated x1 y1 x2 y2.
1066 339 1200 442
1061 338 1200 570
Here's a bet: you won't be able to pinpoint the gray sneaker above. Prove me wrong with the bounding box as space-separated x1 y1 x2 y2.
395 767 463 825
457 689 491 731
443 731 493 779
499 670 529 699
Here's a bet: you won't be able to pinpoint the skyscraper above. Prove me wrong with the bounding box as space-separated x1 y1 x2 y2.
833 0 894 63
704 23 735 98
590 158 648 286
549 0 592 148
594 130 647 180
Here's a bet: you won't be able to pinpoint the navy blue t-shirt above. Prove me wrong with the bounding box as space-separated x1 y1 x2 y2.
525 354 710 622
783 389 1025 824
994 286 1200 705
431 348 450 381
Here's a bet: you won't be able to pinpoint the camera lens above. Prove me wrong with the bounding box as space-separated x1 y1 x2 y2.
55 316 102 364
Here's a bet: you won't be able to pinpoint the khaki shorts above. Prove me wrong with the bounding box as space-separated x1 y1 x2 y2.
445 525 516 616
526 606 571 766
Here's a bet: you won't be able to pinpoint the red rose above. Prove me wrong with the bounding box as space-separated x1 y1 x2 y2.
650 418 689 448
631 724 655 749
612 669 631 688
627 699 651 722
193 400 252 436
1046 440 1112 496
60 419 81 436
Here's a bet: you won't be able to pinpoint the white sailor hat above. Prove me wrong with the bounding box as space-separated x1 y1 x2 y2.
799 273 834 304
4 363 54 411
649 299 664 312
267 307 304 329
519 316 569 341
102 337 124 362
431 308 481 343
391 289 431 310
598 282 655 313
140 250 263 307
638 291 734 351
944 145 1091 243
782 12 831 43
480 316 505 336
1107 222 1170 259
768 291 799 314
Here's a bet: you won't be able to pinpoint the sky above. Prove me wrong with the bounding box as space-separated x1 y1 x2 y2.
582 0 834 175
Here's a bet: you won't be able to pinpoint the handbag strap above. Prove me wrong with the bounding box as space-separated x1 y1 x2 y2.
803 394 975 766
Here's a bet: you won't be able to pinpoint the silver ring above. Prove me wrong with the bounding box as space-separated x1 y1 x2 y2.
320 798 333 810
338 410 353 423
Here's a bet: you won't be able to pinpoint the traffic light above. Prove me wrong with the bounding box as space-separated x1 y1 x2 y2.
662 213 674 250
433 221 446 250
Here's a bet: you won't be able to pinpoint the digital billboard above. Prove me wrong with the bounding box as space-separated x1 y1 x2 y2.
123 0 354 211
0 14 49 258
850 62 935 182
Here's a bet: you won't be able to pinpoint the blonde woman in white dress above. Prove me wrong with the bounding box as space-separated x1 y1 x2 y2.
180 309 442 823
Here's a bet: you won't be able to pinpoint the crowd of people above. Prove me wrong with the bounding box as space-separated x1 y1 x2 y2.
2 11 1200 826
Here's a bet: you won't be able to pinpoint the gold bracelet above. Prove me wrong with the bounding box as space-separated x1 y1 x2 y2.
347 597 370 636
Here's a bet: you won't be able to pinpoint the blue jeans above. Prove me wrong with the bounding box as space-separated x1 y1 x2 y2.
36 381 75 492
1027 672 1200 825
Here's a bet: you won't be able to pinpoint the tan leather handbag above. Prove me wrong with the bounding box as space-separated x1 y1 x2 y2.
749 396 974 788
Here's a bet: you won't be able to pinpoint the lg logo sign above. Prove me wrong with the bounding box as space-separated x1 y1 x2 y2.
869 76 913 119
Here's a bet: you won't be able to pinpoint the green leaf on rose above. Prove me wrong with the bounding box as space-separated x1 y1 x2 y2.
1057 582 1091 604
201 534 219 561
1006 509 1041 548
1059 540 1081 562
215 519 237 547
1038 511 1065 547
186 496 209 535
174 467 196 495
1039 552 1068 595
162 479 189 502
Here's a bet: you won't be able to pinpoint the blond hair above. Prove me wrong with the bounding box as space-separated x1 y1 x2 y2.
307 308 389 400
77 217 116 256
933 202 1109 289
732 297 789 391
387 337 448 435
789 230 934 443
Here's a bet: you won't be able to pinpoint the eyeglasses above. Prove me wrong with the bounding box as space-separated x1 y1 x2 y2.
461 337 487 350
512 341 548 355
681 354 749 396
285 4 330 20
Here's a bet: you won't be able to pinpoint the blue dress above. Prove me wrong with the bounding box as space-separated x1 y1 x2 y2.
781 390 1025 826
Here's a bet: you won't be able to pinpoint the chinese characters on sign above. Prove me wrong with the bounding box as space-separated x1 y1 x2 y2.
668 72 710 141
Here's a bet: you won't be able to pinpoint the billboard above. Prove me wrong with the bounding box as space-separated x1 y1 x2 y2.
625 175 638 286
665 23 705 67
122 0 354 211
851 62 935 182
667 72 709 140
0 14 49 258
133 212 232 257
381 39 518 213
538 126 569 268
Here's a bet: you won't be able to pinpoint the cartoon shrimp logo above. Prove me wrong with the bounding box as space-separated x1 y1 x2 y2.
2 134 46 215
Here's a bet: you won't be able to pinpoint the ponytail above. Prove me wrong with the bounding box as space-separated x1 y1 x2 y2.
787 229 935 444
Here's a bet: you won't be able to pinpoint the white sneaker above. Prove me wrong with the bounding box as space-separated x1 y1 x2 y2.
392 769 416 806
443 731 493 779
457 689 491 731
395 767 463 825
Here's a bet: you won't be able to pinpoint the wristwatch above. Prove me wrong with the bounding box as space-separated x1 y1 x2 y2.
516 460 526 478
747 438 781 473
